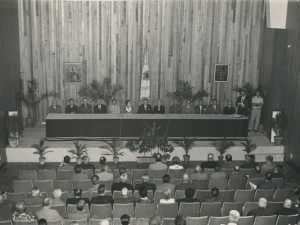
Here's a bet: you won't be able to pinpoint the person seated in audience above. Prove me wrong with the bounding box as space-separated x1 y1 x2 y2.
123 100 135 114
91 185 113 206
81 156 95 172
254 172 277 190
275 199 298 216
149 153 168 171
249 166 265 178
95 164 113 182
0 195 12 221
177 188 200 205
38 219 47 225
12 201 36 221
57 155 74 171
175 215 186 225
204 187 224 202
272 165 284 179
0 190 12 206
223 101 235 115
201 153 220 171
182 100 194 114
221 154 237 169
210 165 227 179
99 156 107 170
261 155 276 173
190 165 208 180
175 174 193 191
240 154 258 169
48 100 62 113
79 98 92 114
52 189 65 206
100 219 111 225
208 99 222 114
71 165 88 181
114 167 132 183
247 198 272 217
137 186 153 204
153 100 165 114
111 173 134 193
290 187 300 202
156 174 175 192
226 210 240 225
294 196 300 216
137 98 153 114
229 165 246 179
24 187 43 206
121 214 131 225
93 99 107 114
65 98 79 114
66 188 90 206
194 98 207 114
36 197 63 221
169 157 184 170
159 187 175 203
109 99 120 114
88 175 100 199
67 199 90 220
135 174 156 192
149 214 161 225
114 188 136 205
169 99 182 114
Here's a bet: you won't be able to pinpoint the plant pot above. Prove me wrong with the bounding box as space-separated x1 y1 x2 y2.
274 136 283 146
8 137 17 148
113 157 119 164
183 155 190 164
137 156 156 164
25 117 35 128
218 155 224 163
76 158 82 164
39 157 46 165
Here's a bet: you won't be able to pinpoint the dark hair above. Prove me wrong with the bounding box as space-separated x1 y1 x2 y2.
120 214 130 225
266 155 273 162
265 172 273 181
112 99 117 102
186 99 191 103
125 100 131 106
76 200 85 211
172 156 180 165
212 98 217 102
143 98 148 102
82 97 87 101
248 154 255 162
74 165 83 174
69 98 74 103
175 215 186 225
225 154 232 162
38 219 47 225
99 157 106 164
119 167 126 175
64 156 71 163
254 166 261 174
185 188 195 198
73 188 82 197
294 187 300 196
211 187 219 197
276 165 283 173
162 174 170 183
138 186 148 198
91 175 99 185
98 185 106 194
214 165 221 172
155 153 162 162
256 90 262 94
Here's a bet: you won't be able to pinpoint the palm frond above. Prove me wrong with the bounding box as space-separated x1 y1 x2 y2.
241 139 257 155
211 139 235 156
172 137 196 155
31 138 52 157
68 141 89 158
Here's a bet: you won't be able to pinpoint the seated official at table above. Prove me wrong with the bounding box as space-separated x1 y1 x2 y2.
79 98 92 114
208 99 222 114
194 98 207 114
94 99 107 114
137 98 153 114
65 98 79 114
153 100 165 114
48 100 62 114
123 100 135 114
223 101 236 114
182 100 194 114
109 99 120 114
169 99 182 114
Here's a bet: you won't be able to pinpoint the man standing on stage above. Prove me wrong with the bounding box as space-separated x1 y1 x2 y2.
248 90 263 132
79 98 92 114
236 90 250 116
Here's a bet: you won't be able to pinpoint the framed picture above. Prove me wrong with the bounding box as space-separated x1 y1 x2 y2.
64 62 84 84
214 64 229 82
270 110 281 142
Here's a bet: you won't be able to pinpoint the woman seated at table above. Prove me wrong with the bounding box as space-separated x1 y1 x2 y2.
169 156 184 170
123 100 135 114
153 100 165 114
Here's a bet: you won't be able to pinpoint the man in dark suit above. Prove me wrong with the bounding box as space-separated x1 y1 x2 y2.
91 185 113 206
81 156 95 172
201 153 220 172
177 188 200 205
24 187 44 206
111 174 134 193
66 188 90 206
67 200 90 220
222 154 237 169
241 154 258 169
204 187 224 202
249 166 265 178
94 99 107 114
79 98 92 114
194 98 207 114
65 98 79 114
114 188 136 205
48 100 62 113
135 174 156 192
223 101 236 114
137 98 153 114
257 172 277 190
175 174 193 191
153 100 165 114
236 90 250 116
149 153 168 171
276 199 298 216
156 174 176 192
247 198 272 217
230 165 246 179
208 99 222 114
169 99 182 114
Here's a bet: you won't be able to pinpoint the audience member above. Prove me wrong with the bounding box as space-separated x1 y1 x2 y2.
294 196 300 216
71 165 88 181
137 186 153 204
120 214 131 225
149 153 167 171
290 187 300 202
111 173 134 193
88 175 100 199
272 165 284 179
175 215 186 225
156 174 175 192
52 189 65 205
24 187 43 206
208 99 222 114
12 201 36 221
99 157 107 171
49 100 62 113
177 188 200 205
223 101 235 115
109 99 121 114
257 172 277 190
135 174 156 192
38 219 47 225
114 167 132 183
81 156 95 171
201 154 220 171
0 190 10 206
175 174 193 191
227 210 240 225
249 166 265 178
57 155 74 171
65 98 79 114
66 189 90 206
114 188 136 205
153 100 165 114
190 165 208 180
36 197 63 221
137 98 153 114
182 100 194 114
149 214 161 225
275 199 298 216
169 99 182 114
95 164 113 181
91 185 113 205
229 165 246 179
247 198 272 217
222 154 236 169
204 187 224 202
0 195 12 221
241 154 258 169
236 89 250 117
210 165 227 179
99 219 111 225
248 90 263 132
93 99 107 114
159 187 175 203
67 199 90 220
261 155 276 173
194 98 207 114
169 157 184 170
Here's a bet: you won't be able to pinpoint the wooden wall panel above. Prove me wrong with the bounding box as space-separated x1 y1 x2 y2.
18 0 265 123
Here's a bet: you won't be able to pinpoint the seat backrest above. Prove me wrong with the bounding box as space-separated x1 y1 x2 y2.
18 170 37 181
51 204 66 218
272 178 283 189
209 178 228 190
221 202 244 217
113 190 133 199
33 180 54 193
203 168 215 176
157 203 178 219
27 205 42 216
186 168 195 176
82 169 94 179
192 179 209 190
162 219 175 225
219 190 235 202
220 168 234 178
99 180 113 190
253 215 277 225
172 178 182 186
266 202 284 215
240 168 255 175
234 189 255 202
67 204 89 212
168 169 185 180
13 180 33 193
200 202 222 217
14 221 38 225
275 214 299 225
113 169 130 177
175 190 186 201
89 219 111 225
133 179 143 187
254 189 275 202
54 180 73 192
131 169 149 180
137 218 149 225
178 202 200 217
208 216 229 225
50 191 69 202
135 203 156 219
153 179 163 186
47 220 62 225
7 192 26 203
273 189 293 202
195 190 211 202
150 170 168 180
69 191 89 199
243 202 258 216
237 216 254 225
73 180 93 191
0 221 13 225
38 170 56 181
227 178 247 190
56 170 75 180
186 217 208 225
246 178 264 189
113 203 135 218
90 204 112 219
64 219 87 225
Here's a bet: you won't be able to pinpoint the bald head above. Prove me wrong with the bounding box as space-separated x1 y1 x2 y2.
234 165 240 172
195 165 201 173
208 153 214 161
100 219 110 225
284 199 292 208
121 188 128 197
258 198 267 208
182 174 189 183
229 210 240 223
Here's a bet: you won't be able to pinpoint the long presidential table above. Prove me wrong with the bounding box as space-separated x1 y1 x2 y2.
45 114 248 140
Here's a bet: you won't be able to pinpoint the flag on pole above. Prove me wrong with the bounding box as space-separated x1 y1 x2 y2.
140 41 150 99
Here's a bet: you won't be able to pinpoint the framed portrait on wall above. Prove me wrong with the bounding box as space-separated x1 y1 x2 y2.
270 110 281 142
64 62 84 84
214 64 229 82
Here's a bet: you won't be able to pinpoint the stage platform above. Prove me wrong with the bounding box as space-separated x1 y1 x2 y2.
6 126 284 163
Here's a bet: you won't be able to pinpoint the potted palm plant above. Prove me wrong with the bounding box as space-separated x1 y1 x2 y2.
6 114 24 148
172 137 196 163
241 139 257 157
32 138 53 165
100 137 125 164
68 141 88 164
270 112 287 146
211 139 235 162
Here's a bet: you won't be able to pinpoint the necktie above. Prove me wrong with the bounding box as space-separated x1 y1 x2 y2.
145 106 147 111
200 106 202 114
